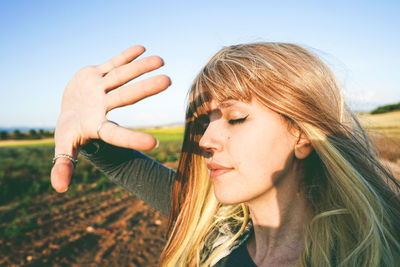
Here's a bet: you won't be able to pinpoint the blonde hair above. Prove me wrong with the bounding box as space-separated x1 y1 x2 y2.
160 43 400 266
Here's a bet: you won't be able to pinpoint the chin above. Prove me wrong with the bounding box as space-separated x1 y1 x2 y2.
213 186 248 205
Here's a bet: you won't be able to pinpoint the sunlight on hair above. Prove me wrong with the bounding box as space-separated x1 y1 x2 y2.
160 42 400 267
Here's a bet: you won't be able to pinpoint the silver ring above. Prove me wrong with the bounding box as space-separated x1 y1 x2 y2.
52 154 78 167
96 120 119 140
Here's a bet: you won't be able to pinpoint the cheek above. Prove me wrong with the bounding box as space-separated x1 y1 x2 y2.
234 144 272 184
230 126 295 183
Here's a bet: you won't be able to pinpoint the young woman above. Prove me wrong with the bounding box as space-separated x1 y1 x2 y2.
51 43 400 266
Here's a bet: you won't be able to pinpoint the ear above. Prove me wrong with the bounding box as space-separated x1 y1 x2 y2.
294 132 313 160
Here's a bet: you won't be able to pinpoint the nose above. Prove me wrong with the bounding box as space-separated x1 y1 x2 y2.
199 122 223 154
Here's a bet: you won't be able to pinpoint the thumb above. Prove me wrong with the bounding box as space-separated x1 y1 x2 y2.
51 158 74 193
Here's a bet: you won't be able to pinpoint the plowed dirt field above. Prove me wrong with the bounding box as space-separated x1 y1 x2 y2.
0 185 168 266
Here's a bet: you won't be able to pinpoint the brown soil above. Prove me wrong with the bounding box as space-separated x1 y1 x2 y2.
0 186 168 266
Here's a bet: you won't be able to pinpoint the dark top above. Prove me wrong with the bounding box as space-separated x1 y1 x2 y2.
224 241 257 267
81 140 257 267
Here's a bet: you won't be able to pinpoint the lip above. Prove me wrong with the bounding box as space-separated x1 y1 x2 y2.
206 161 234 179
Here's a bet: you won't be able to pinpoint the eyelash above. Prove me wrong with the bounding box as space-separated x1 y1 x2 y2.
197 115 248 132
228 116 248 125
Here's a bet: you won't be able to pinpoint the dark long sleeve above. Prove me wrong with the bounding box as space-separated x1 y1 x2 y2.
80 140 176 216
80 141 257 266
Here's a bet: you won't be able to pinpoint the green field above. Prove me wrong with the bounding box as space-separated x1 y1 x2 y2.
0 126 184 148
357 111 400 138
0 138 54 148
0 115 400 241
1 112 399 215
135 125 184 142
0 126 184 215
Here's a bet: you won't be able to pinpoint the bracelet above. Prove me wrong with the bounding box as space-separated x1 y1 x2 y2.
52 154 78 167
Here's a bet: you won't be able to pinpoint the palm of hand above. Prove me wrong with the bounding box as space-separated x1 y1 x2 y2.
51 46 171 192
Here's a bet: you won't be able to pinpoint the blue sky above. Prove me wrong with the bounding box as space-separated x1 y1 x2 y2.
1 0 399 128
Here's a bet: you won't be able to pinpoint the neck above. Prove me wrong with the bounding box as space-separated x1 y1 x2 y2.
246 169 312 266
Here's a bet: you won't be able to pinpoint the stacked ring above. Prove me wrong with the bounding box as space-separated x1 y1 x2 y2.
52 154 78 167
52 120 119 167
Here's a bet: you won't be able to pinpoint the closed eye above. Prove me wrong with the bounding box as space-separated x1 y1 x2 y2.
228 115 248 125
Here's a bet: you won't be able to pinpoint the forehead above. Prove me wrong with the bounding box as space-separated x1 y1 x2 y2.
189 81 252 119
208 99 249 110
211 98 285 119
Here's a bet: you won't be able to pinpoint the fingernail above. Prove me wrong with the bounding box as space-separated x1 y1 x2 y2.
60 187 69 193
155 139 159 149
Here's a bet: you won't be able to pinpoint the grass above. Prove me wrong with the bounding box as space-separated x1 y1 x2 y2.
0 112 398 209
357 111 400 137
0 125 184 210
135 125 184 142
0 138 54 148
0 126 185 147
0 127 182 238
0 117 399 239
356 111 400 162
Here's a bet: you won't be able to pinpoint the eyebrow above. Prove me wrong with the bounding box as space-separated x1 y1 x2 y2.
207 100 245 117
217 100 240 109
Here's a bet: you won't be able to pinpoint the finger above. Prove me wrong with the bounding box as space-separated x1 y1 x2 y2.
98 122 158 151
103 56 164 91
51 158 74 193
106 75 171 112
51 137 78 193
97 45 146 74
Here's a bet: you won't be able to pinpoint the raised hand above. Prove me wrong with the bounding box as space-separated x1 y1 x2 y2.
50 46 171 193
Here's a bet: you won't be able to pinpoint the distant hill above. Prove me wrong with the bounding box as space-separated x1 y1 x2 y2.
371 102 400 114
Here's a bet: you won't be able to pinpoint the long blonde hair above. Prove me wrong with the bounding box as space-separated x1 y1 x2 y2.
160 43 400 266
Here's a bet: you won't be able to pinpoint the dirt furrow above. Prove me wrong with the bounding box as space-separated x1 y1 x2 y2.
0 185 168 266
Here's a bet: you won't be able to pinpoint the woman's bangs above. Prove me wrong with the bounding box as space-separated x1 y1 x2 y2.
189 60 253 120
